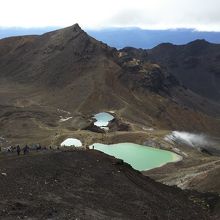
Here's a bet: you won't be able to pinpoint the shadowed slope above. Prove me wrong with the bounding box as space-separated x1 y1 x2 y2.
148 40 220 102
0 150 214 219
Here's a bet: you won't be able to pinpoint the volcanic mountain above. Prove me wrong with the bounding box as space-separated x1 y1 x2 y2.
1 24 220 145
1 24 220 219
147 40 220 102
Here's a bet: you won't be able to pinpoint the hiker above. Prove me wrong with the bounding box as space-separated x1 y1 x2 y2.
16 145 21 156
36 145 42 151
11 146 16 152
23 145 29 155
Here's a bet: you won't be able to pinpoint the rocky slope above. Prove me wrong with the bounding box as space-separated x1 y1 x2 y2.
147 40 220 102
0 149 218 220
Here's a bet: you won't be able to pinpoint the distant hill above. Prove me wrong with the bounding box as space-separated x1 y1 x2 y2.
118 39 220 103
1 27 220 49
0 27 58 39
87 28 220 49
147 40 220 102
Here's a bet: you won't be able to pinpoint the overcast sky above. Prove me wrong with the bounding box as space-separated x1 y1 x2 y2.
0 0 220 31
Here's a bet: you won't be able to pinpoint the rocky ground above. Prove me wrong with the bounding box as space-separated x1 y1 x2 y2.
145 152 220 193
0 149 219 220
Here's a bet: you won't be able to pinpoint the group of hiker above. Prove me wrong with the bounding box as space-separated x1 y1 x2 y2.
3 145 31 155
0 144 48 155
0 144 93 155
15 145 29 155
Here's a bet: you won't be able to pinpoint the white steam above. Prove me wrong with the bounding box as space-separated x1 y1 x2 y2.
165 131 214 148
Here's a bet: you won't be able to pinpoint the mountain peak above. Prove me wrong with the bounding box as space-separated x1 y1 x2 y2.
186 39 210 48
42 23 84 39
66 23 83 33
56 23 84 35
188 39 209 44
72 23 82 30
39 23 87 48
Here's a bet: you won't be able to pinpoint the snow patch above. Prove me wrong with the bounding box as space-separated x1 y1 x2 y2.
59 116 73 122
61 138 82 147
142 127 154 131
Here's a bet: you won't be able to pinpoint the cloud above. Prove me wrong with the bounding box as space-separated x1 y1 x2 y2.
108 9 156 26
0 0 220 31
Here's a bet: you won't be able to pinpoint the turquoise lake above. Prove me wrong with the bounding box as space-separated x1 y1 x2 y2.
90 143 181 171
93 112 114 127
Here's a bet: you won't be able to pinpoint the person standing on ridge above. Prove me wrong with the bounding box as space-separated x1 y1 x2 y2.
16 145 21 156
23 145 29 155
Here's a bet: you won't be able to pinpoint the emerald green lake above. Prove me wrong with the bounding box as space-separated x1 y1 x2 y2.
90 143 181 171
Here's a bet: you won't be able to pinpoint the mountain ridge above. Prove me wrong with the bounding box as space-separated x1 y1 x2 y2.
0 24 220 145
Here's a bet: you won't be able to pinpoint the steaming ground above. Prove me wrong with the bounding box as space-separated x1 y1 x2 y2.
143 130 220 194
165 131 220 156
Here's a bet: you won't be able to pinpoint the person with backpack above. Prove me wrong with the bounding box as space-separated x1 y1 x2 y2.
16 145 21 156
23 145 29 155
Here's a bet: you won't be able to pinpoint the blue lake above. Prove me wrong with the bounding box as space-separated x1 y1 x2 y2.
93 112 114 127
